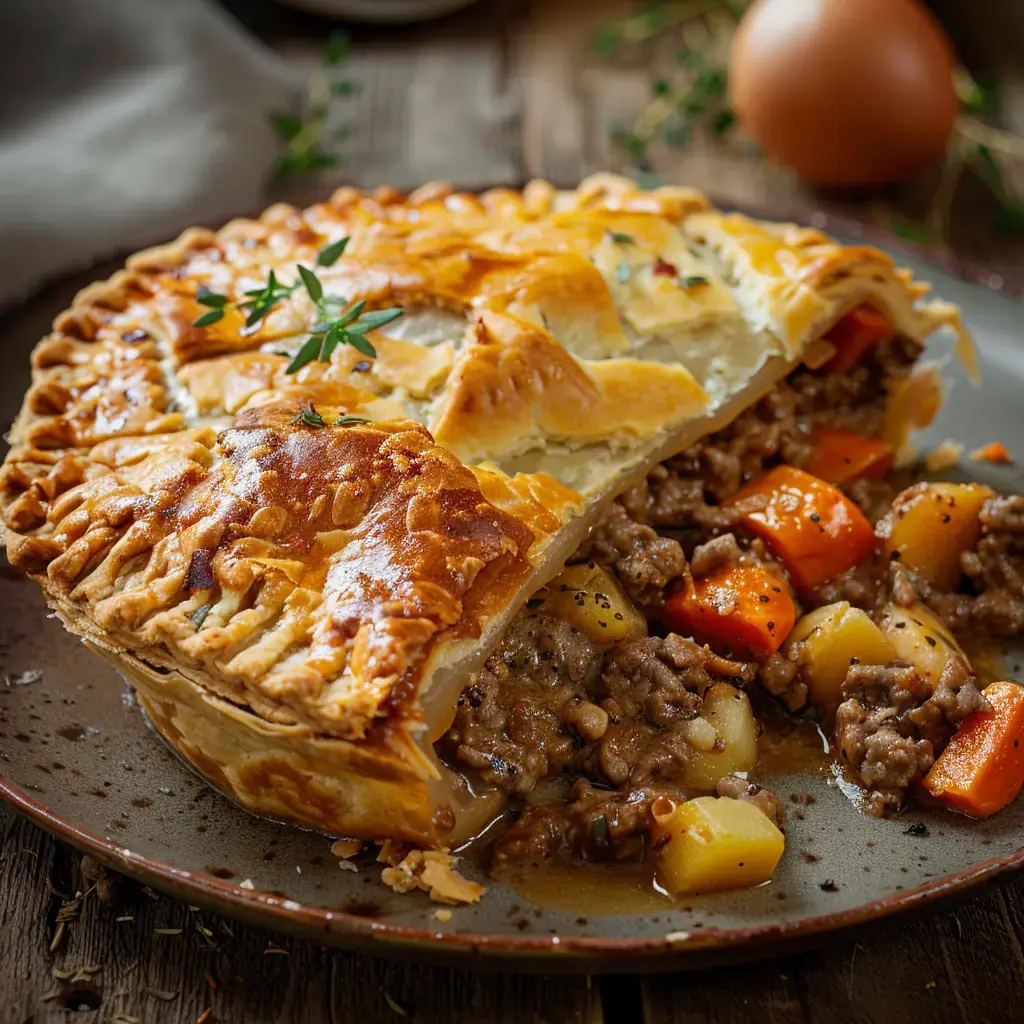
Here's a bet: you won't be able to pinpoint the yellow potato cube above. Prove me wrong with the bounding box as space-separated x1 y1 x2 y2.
785 601 897 706
651 796 785 895
541 562 647 644
879 482 993 590
879 601 969 687
684 684 759 792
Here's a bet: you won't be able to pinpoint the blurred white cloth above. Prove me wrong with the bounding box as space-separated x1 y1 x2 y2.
0 0 297 306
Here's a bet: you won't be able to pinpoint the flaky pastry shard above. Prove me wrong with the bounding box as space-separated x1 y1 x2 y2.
0 175 969 845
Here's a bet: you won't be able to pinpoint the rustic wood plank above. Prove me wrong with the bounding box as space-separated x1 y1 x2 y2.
642 959 805 1024
235 0 527 207
1 809 605 1024
328 954 600 1023
0 807 335 1024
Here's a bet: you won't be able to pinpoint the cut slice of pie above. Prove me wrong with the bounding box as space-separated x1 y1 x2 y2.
0 175 971 847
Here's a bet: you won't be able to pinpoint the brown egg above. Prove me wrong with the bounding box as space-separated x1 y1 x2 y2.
729 0 958 185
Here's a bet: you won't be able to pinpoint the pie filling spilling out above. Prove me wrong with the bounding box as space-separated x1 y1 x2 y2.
4 174 1022 904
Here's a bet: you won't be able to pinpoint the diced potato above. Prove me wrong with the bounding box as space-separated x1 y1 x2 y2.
878 482 994 590
878 601 969 687
784 601 897 706
541 562 647 644
651 795 785 894
685 684 758 791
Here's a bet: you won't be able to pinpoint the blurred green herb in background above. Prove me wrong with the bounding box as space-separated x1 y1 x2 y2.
269 32 358 182
597 2 746 171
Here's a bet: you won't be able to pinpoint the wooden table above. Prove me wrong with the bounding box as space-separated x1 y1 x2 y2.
5 2 1024 1020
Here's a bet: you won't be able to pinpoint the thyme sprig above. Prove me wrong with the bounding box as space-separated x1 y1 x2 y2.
286 302 403 373
192 238 402 373
291 402 372 429
270 33 358 181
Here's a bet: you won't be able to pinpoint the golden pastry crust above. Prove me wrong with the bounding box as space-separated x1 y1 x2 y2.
0 175 969 844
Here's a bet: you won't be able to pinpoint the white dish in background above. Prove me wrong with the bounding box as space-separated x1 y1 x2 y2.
274 0 479 22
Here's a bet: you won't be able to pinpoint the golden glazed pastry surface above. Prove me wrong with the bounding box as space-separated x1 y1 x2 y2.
0 175 968 843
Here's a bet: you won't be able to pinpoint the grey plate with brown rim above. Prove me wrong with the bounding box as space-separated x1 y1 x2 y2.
2 224 1024 972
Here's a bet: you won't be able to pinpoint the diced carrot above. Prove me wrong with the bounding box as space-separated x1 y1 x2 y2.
662 563 797 658
969 441 1014 465
923 681 1024 818
803 429 894 484
727 465 877 593
822 305 893 375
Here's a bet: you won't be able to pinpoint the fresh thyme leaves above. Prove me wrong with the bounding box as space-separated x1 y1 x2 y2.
682 275 709 288
238 269 295 328
297 264 323 303
194 285 227 325
191 261 403 370
350 308 404 333
285 297 402 373
591 815 610 847
335 415 370 426
889 216 934 244
193 310 224 328
317 236 349 267
196 288 227 308
293 402 327 428
596 3 745 168
269 33 358 181
615 261 631 283
608 230 636 245
324 31 349 66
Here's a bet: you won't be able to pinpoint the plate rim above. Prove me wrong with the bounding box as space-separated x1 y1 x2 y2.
3 204 1023 969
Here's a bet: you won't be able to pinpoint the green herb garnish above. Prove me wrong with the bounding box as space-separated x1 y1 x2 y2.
191 261 402 369
608 231 636 245
317 236 350 267
293 402 326 428
682 275 709 288
591 815 610 846
193 287 228 327
237 269 295 329
286 297 403 374
615 261 631 283
269 33 358 182
193 310 224 328
335 415 370 427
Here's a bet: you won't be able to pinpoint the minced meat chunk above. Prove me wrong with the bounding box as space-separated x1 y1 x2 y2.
574 502 685 608
757 650 807 712
689 532 744 578
441 611 600 794
491 781 658 867
835 659 988 815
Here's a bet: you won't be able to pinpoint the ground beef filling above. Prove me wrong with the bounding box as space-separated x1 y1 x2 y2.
441 616 762 866
441 347 1024 864
835 659 988 815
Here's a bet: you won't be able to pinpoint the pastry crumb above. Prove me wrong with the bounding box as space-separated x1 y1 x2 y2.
330 839 363 860
970 441 1014 464
337 860 358 873
239 878 254 890
380 849 484 905
923 439 963 472
434 908 452 922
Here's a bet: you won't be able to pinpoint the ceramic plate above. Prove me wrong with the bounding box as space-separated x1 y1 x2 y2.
2 221 1024 971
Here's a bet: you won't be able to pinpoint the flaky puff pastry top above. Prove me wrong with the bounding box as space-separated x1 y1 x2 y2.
0 174 972 749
